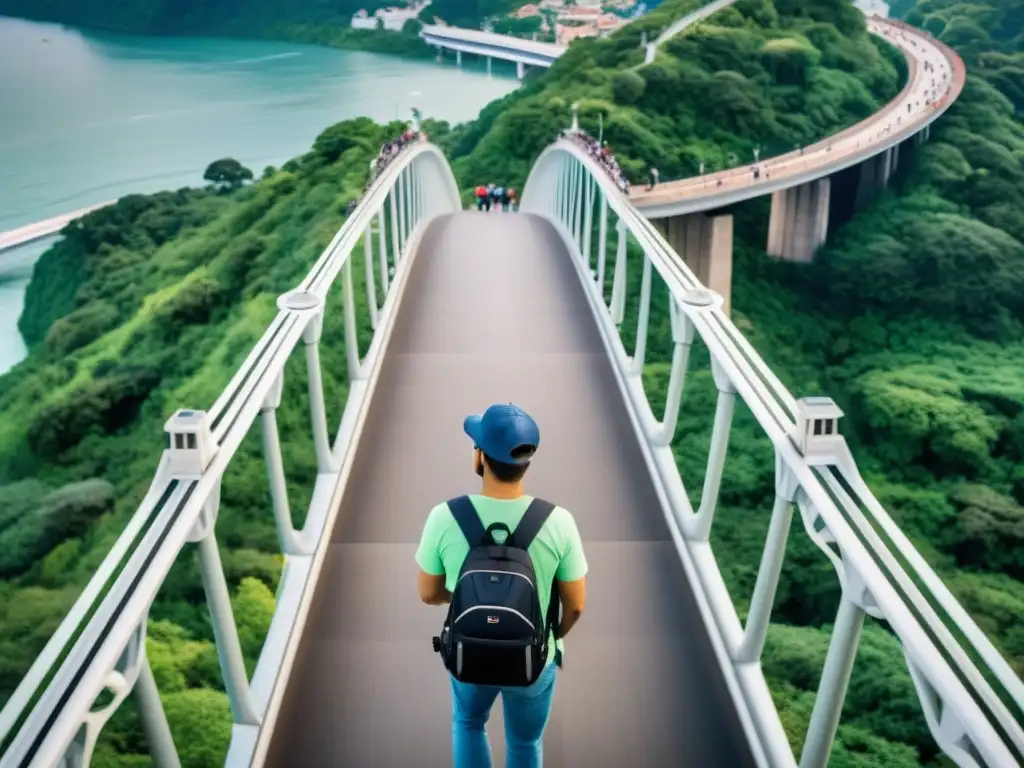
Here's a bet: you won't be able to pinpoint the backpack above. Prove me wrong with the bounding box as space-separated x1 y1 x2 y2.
432 496 561 687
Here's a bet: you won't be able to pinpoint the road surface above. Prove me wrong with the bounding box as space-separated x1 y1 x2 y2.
264 212 757 767
630 17 966 217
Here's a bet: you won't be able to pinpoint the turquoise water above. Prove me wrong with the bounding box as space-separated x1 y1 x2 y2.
0 15 516 372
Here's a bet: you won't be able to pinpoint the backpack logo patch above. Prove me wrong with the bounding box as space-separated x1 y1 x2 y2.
487 616 500 624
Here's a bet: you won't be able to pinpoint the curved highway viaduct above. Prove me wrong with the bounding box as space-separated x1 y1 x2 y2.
628 16 967 313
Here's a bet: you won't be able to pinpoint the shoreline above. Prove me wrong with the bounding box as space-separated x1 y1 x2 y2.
0 12 438 61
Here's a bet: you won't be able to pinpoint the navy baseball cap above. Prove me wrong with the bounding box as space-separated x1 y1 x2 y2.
464 404 540 465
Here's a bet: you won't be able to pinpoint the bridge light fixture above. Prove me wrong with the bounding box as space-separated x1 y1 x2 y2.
791 396 844 461
164 409 217 477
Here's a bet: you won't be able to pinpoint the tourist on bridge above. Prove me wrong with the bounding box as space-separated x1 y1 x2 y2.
417 404 588 768
646 166 659 191
507 187 518 211
493 184 505 211
475 185 488 211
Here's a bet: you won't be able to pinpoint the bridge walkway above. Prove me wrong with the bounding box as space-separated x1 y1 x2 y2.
264 211 756 766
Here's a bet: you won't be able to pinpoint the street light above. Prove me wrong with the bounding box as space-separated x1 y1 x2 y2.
570 102 580 132
753 145 761 163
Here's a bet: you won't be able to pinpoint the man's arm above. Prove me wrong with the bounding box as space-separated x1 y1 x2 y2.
555 509 589 638
557 577 586 638
415 504 450 606
418 570 452 606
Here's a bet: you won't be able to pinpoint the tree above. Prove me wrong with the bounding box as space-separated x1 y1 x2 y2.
203 158 253 190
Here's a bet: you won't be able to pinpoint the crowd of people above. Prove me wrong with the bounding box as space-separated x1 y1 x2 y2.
345 127 428 216
368 128 427 187
473 184 518 211
562 128 631 195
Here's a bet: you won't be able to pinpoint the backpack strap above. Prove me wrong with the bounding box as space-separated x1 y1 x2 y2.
509 497 555 550
510 499 564 651
447 496 487 547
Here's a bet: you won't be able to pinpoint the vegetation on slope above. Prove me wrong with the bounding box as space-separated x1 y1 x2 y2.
441 0 904 190
0 116 429 764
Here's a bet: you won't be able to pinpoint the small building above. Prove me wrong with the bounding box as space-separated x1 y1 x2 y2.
516 3 541 17
350 9 378 29
791 397 845 460
164 409 217 477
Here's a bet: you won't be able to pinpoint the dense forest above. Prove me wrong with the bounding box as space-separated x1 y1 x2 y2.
0 0 435 58
0 0 1022 764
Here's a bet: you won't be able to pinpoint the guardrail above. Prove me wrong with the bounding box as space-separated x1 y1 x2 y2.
521 139 1024 768
0 142 461 768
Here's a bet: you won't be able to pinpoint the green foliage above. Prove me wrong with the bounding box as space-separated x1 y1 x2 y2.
450 0 900 188
0 117 391 758
203 158 254 190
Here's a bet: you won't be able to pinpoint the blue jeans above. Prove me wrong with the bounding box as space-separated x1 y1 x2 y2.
450 662 557 768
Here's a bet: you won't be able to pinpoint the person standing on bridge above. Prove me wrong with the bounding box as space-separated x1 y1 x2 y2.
416 404 588 768
646 166 659 191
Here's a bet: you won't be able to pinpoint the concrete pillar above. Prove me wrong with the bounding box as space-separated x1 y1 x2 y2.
766 178 830 262
855 150 892 211
516 60 525 79
655 213 734 315
486 56 492 76
456 50 462 67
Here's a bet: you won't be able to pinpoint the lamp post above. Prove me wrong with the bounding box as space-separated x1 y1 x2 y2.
571 102 580 132
753 145 761 163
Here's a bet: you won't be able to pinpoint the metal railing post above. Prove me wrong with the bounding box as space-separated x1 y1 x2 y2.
735 457 799 663
610 218 628 324
377 208 389 295
364 224 378 330
397 171 407 257
630 252 653 374
596 189 608 290
191 485 261 726
135 652 181 768
582 174 594 268
689 358 736 541
651 297 695 446
800 595 866 768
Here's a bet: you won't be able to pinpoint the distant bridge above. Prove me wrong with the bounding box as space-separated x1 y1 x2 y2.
0 201 116 254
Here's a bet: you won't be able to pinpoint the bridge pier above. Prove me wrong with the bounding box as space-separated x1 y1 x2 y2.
766 178 830 263
456 49 462 67
854 147 895 210
653 212 733 314
486 56 492 76
516 60 525 79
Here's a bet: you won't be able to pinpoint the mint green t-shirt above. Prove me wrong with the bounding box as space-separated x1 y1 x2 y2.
415 494 588 666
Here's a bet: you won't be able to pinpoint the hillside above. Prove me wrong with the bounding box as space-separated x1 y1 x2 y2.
1 0 1022 764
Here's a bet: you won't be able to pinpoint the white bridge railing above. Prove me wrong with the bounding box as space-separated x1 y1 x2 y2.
521 139 1024 768
0 142 461 768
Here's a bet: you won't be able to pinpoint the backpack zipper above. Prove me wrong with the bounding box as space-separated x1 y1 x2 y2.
458 569 534 588
454 605 535 629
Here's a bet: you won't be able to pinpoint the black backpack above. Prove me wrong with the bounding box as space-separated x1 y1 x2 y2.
431 495 561 687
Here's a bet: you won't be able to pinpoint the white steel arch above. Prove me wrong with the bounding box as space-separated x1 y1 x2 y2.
0 142 461 768
521 140 1024 768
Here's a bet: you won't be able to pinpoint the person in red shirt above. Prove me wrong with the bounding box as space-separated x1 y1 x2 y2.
475 185 487 211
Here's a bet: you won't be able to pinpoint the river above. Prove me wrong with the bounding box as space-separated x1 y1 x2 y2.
0 15 516 374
